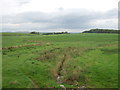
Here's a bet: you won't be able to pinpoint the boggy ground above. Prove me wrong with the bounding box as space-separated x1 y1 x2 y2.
2 33 118 88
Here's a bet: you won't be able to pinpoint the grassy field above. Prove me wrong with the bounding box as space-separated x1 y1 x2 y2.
2 33 118 88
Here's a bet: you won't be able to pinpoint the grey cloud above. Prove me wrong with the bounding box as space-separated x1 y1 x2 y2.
1 8 118 32
16 0 32 6
18 1 30 6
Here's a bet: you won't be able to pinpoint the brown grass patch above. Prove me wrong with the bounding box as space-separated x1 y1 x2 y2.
2 41 51 50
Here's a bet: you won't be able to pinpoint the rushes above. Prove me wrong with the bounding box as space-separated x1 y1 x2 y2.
46 47 88 86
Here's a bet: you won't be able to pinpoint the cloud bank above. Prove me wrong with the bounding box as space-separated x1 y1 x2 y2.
1 8 118 32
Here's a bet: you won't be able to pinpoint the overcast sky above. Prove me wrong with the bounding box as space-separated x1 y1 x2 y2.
1 0 119 32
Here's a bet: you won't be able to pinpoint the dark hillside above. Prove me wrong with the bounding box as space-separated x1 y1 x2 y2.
82 29 120 34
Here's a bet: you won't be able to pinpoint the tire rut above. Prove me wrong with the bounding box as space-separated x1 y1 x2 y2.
29 77 39 88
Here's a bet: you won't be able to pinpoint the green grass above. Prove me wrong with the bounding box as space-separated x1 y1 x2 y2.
2 33 118 88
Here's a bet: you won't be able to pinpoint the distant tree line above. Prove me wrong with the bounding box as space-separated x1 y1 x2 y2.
42 31 69 35
30 31 69 35
82 29 120 34
30 31 39 34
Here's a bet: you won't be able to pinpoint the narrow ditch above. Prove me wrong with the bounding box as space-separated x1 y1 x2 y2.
56 54 67 84
57 54 67 76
